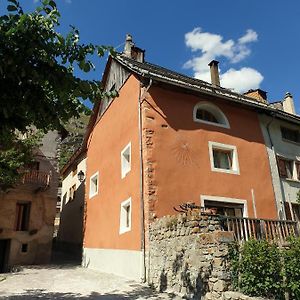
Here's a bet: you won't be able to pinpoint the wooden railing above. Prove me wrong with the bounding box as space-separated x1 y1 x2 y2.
219 215 300 244
22 170 51 187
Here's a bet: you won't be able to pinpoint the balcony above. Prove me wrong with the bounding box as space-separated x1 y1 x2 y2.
174 203 300 244
21 170 51 190
220 215 299 244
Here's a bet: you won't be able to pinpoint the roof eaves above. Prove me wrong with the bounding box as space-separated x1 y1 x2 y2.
115 55 300 125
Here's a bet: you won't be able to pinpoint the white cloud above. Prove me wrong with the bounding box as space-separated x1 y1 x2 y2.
238 29 258 44
220 68 263 93
184 28 263 93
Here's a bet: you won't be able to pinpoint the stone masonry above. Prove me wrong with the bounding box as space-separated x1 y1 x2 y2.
148 211 267 300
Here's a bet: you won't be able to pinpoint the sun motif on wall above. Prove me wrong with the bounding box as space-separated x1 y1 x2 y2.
171 139 199 167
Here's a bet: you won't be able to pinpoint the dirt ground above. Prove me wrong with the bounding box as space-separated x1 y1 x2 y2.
0 265 179 299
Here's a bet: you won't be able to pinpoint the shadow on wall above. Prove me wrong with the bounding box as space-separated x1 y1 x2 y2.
1 287 178 299
159 250 211 299
147 87 264 145
54 181 85 262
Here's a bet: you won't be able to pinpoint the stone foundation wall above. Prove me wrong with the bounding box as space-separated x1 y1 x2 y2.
148 211 267 300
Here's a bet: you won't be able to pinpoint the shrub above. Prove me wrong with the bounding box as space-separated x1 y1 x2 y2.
230 239 283 299
283 237 300 299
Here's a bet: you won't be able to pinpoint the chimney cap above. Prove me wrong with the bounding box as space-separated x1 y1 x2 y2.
285 92 293 98
208 60 219 67
126 33 133 42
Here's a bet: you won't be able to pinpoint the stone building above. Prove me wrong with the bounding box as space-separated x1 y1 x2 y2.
0 131 61 272
79 35 299 280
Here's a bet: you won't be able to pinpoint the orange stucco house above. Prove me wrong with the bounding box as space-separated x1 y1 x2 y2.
82 35 281 280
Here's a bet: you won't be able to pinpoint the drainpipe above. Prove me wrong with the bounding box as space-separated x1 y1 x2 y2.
138 78 152 283
265 114 286 220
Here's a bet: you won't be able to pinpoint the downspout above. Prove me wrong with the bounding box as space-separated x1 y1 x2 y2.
265 113 286 220
138 78 152 282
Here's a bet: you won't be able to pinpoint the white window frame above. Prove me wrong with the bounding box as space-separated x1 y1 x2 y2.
121 142 131 179
89 171 99 199
119 198 132 234
208 141 240 175
193 101 230 129
200 195 248 217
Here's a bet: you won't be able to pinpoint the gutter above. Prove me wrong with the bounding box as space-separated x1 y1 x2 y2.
138 77 153 282
265 113 286 220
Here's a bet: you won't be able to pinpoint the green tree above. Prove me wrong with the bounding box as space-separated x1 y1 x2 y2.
0 0 114 188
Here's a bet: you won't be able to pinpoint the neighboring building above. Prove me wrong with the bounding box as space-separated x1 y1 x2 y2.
80 35 299 280
258 92 300 221
56 148 86 258
0 131 61 272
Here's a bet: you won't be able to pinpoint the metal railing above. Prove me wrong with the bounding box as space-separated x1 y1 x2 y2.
220 215 300 244
22 170 51 187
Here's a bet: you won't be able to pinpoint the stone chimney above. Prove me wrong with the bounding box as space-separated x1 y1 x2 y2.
282 92 296 115
244 89 268 104
123 34 145 63
208 60 220 86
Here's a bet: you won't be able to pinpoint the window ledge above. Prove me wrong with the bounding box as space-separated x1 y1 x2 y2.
283 178 300 184
119 227 131 235
211 167 240 175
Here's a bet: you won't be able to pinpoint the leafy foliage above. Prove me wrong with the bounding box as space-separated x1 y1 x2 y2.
0 0 115 188
0 131 42 190
229 238 300 299
0 0 113 135
59 113 89 169
283 237 300 299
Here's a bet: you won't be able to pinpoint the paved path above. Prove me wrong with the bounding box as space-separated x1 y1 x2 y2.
0 265 178 299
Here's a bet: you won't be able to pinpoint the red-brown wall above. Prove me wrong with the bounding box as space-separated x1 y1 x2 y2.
84 75 141 251
142 86 277 220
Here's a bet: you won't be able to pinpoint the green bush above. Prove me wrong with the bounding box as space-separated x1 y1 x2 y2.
284 237 300 299
229 238 300 299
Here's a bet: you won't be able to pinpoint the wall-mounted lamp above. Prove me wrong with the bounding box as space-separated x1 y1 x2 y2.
77 170 85 182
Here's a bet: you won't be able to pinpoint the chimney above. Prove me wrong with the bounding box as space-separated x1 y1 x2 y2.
208 60 220 86
124 34 134 57
244 89 268 104
123 34 145 63
282 92 296 115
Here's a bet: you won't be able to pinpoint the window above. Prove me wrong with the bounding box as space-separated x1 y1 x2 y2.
281 127 300 144
121 142 131 178
213 149 232 170
89 172 99 198
201 195 247 217
119 198 131 234
205 200 243 217
69 184 76 201
277 156 298 180
193 102 230 128
21 244 28 253
296 162 300 180
15 203 31 231
209 142 239 174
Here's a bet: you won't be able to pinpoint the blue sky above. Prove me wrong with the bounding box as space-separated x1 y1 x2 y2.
2 0 300 111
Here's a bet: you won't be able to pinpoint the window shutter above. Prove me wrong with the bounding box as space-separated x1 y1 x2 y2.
296 162 300 180
277 156 287 177
284 202 292 220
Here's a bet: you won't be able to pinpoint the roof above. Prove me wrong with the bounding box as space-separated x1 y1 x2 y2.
114 54 300 125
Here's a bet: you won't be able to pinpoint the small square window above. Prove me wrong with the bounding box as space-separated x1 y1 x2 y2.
89 172 99 199
21 244 28 253
121 143 131 179
119 198 131 234
209 142 239 175
213 149 232 170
